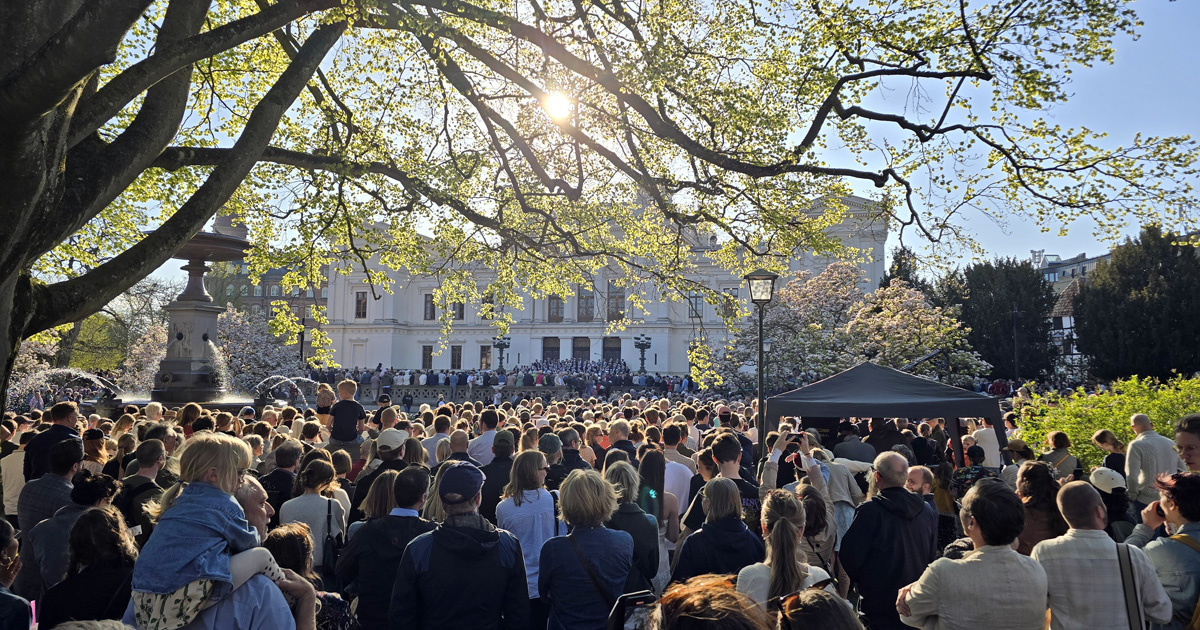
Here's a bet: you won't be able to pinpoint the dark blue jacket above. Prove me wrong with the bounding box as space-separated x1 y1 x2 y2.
23 424 79 481
539 527 633 630
840 486 938 630
391 513 528 630
671 515 764 583
337 514 435 629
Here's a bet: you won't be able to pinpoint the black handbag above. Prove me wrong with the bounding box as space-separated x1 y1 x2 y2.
321 498 345 591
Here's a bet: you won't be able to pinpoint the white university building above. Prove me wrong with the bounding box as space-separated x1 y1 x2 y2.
324 196 888 373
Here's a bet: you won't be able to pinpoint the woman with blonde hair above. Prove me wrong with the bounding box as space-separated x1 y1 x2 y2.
496 450 559 628
347 469 399 540
671 477 765 583
737 490 836 608
423 462 451 523
401 437 427 467
81 428 109 475
539 469 633 630
133 433 288 630
604 460 660 594
111 413 136 438
1092 429 1128 475
103 432 137 479
435 438 452 466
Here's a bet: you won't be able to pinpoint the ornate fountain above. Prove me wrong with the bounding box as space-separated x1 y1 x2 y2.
150 231 250 403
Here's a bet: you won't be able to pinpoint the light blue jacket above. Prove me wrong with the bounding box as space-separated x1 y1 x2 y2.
1128 521 1200 630
132 482 260 596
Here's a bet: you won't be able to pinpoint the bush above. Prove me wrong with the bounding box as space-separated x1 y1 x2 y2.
1017 376 1200 471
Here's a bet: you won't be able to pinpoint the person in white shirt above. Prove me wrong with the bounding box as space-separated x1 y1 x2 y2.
422 415 452 466
971 418 1004 469
468 409 501 466
1127 413 1186 516
898 479 1047 630
1032 481 1171 630
737 488 836 608
0 435 29 529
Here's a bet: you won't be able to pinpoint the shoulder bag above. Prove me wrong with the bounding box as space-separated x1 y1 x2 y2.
321 498 345 592
569 535 616 610
1116 542 1144 630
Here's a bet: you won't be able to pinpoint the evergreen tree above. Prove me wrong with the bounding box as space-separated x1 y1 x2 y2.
953 259 1058 380
880 246 933 295
1073 226 1200 380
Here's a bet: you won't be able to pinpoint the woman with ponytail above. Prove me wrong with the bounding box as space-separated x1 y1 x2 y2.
280 459 346 574
737 489 837 609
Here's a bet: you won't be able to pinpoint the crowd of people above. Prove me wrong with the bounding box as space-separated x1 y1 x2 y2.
303 360 702 408
2 377 1200 630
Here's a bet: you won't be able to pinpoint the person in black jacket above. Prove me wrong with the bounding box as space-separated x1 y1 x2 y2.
337 466 435 630
607 420 639 465
259 440 302 529
603 461 659 593
841 451 938 630
479 430 515 523
391 462 529 630
556 428 592 475
671 477 764 583
350 429 409 523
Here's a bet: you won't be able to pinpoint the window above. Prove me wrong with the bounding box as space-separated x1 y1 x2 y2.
686 290 704 319
1081 265 1087 276
547 296 564 322
721 287 739 317
572 336 590 360
306 288 314 298
1053 316 1064 330
481 294 495 320
251 304 262 314
424 294 436 320
354 291 367 319
577 287 595 322
603 337 622 362
240 285 248 296
254 285 262 297
422 346 434 370
606 281 624 321
543 337 560 361
451 345 462 370
225 285 234 296
480 345 493 370
321 288 328 299
271 285 280 296
451 302 465 320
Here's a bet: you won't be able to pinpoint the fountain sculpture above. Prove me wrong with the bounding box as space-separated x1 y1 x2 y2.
151 231 250 403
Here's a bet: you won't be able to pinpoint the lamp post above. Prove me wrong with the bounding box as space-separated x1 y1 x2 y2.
493 335 512 372
762 338 772 395
633 335 652 374
744 269 779 460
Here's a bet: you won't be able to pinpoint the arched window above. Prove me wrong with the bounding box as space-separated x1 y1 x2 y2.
270 285 280 296
254 285 262 297
225 285 234 296
240 285 248 296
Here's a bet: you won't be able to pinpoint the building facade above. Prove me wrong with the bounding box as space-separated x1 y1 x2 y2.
324 196 888 373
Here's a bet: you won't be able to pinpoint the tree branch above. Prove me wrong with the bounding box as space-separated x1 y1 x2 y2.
0 0 155 127
27 21 347 334
69 0 335 146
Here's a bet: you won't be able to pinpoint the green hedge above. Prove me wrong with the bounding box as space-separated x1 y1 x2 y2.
1017 376 1200 471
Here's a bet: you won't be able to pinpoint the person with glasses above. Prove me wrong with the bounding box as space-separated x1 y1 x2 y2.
896 479 1047 630
1174 414 1200 473
497 449 561 629
1128 472 1200 629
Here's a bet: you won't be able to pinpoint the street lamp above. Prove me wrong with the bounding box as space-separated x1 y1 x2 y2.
744 269 779 460
493 335 512 372
762 338 772 395
633 335 652 374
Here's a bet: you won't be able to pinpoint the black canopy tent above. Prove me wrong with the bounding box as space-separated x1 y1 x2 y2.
764 362 1006 465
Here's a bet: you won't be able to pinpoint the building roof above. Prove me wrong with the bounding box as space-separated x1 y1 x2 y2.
1051 278 1081 318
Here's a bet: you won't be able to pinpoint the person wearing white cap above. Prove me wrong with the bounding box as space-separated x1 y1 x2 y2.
1090 467 1136 542
1032 481 1171 630
349 428 407 523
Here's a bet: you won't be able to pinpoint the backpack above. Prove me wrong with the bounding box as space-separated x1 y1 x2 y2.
114 480 158 528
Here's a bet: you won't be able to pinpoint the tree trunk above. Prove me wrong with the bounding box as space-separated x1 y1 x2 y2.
55 320 83 368
0 273 35 408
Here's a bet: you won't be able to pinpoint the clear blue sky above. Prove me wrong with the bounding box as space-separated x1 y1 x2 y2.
155 0 1199 280
948 0 1200 263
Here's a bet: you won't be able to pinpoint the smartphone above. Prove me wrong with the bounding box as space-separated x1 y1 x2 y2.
1156 504 1166 518
608 590 657 630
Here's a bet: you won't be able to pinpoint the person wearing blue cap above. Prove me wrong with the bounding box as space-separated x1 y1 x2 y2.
391 461 529 629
